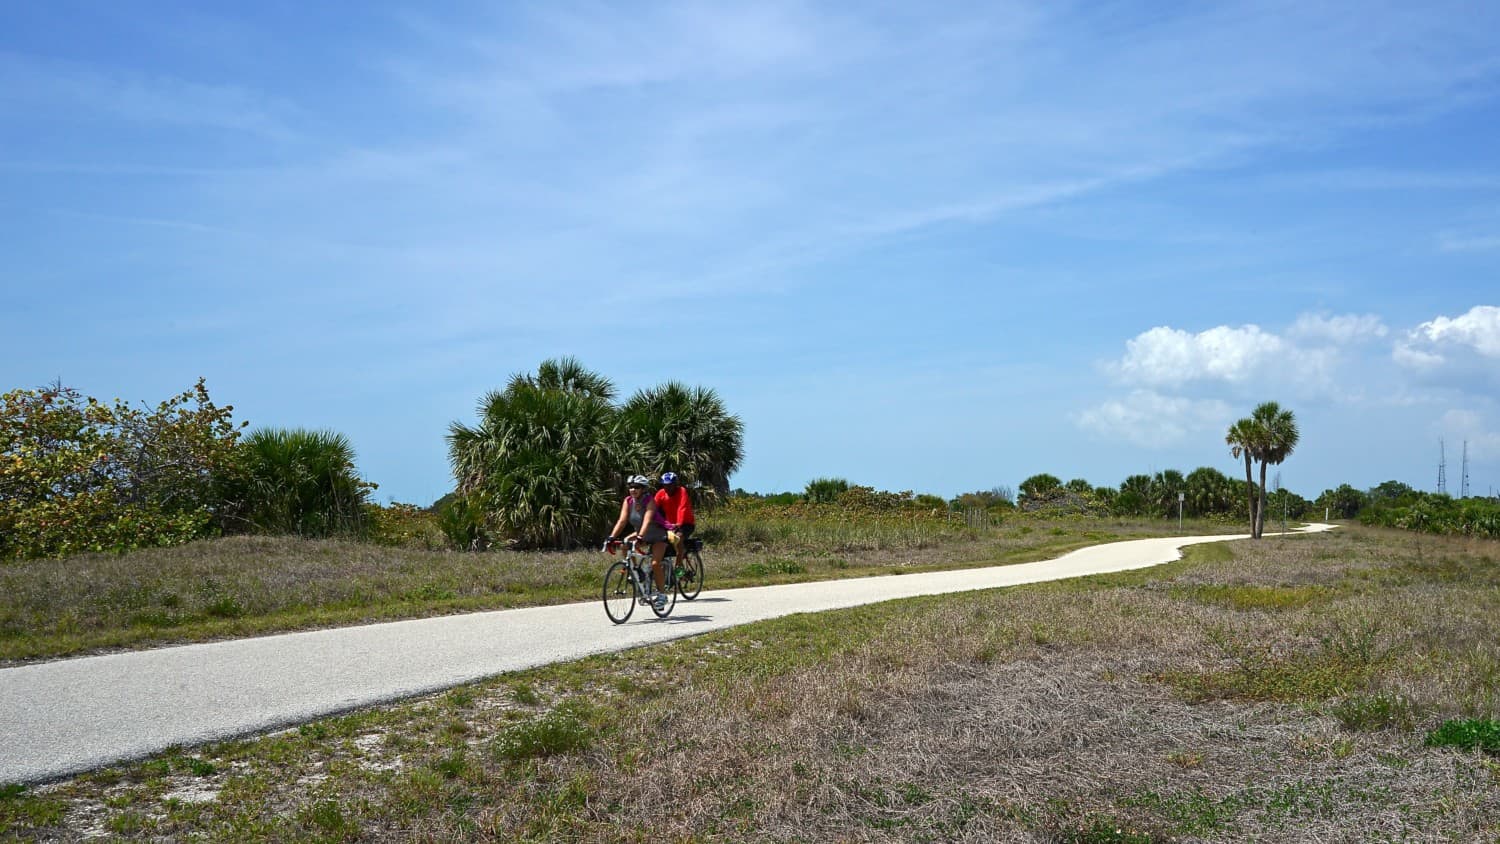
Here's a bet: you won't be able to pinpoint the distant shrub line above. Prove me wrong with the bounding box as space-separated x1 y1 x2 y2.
1358 493 1500 539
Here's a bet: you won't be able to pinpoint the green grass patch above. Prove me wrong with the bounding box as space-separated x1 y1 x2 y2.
1424 718 1500 754
490 701 596 761
0 784 67 836
1330 693 1418 732
742 557 805 577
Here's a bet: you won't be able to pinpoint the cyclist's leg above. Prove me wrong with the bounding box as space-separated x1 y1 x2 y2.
650 540 668 591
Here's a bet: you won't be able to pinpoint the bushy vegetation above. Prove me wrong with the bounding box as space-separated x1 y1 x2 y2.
1358 488 1500 538
1004 466 1289 523
711 485 975 551
0 380 244 559
1 380 386 560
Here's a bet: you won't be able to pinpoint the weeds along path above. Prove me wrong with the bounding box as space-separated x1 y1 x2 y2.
0 525 1335 784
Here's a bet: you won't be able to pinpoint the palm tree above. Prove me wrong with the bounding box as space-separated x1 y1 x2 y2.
619 382 744 504
1113 474 1154 517
1226 417 1262 537
233 428 371 537
512 356 617 402
1250 401 1299 537
1184 466 1235 517
448 360 621 548
1152 469 1186 519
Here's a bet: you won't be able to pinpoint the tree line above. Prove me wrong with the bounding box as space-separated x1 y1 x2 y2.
0 358 744 558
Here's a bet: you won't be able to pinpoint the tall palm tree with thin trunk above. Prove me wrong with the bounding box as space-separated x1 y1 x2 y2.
1226 417 1262 537
1250 401 1299 538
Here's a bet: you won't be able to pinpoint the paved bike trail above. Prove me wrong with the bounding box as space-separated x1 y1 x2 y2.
0 525 1334 784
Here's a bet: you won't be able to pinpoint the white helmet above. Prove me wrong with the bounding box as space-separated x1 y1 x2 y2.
627 475 651 487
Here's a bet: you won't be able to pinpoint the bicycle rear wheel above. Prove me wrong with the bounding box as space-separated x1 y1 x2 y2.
603 561 635 624
676 550 704 601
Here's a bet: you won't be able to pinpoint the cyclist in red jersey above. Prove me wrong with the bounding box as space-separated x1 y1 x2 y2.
655 471 695 561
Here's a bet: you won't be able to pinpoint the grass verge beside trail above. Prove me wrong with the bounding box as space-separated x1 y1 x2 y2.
0 516 1239 663
6 524 1498 841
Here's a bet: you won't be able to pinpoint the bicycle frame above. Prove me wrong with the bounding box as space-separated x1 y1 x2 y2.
602 539 676 623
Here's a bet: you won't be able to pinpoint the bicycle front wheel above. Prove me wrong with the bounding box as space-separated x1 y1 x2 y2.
651 575 677 618
676 550 704 601
603 561 635 624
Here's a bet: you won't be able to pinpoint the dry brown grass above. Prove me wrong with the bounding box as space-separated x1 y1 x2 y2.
9 524 1500 842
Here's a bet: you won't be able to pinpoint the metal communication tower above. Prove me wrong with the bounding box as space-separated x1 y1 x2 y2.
1461 441 1470 499
1437 440 1446 495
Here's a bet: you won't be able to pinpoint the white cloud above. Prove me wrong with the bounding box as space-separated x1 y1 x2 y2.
1076 391 1231 448
1411 305 1500 357
1288 313 1388 343
1394 305 1500 386
1392 342 1445 370
1111 324 1286 388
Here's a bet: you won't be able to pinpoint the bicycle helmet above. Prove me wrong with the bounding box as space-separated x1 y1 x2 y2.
660 471 678 485
627 474 651 488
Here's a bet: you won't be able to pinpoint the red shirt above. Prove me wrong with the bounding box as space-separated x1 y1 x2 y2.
654 486 695 527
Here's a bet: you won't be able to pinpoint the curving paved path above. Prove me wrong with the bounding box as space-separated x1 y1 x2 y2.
0 525 1335 784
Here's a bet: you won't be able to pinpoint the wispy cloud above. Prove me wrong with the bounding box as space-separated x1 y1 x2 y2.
1438 232 1500 253
1287 313 1388 343
1436 409 1500 461
1076 391 1232 449
0 51 301 142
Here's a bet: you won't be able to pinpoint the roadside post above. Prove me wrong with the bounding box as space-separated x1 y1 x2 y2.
1178 492 1184 530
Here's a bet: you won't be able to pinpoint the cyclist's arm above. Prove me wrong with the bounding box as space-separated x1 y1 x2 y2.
643 498 667 531
608 498 630 540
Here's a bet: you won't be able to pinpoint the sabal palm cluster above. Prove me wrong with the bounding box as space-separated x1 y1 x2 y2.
1225 401 1301 538
620 382 745 505
227 428 372 537
448 358 743 549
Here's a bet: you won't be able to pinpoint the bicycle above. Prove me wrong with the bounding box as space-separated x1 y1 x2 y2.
601 539 678 624
662 535 705 601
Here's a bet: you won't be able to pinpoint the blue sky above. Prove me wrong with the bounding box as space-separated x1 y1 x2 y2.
4 0 1499 505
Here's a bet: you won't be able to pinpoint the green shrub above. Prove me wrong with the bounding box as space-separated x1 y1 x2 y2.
1330 693 1416 731
804 477 849 504
0 380 243 559
435 493 490 551
491 702 594 760
1424 718 1500 754
744 558 805 577
366 502 446 550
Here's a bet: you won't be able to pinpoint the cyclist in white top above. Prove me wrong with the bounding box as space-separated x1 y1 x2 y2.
607 475 670 608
